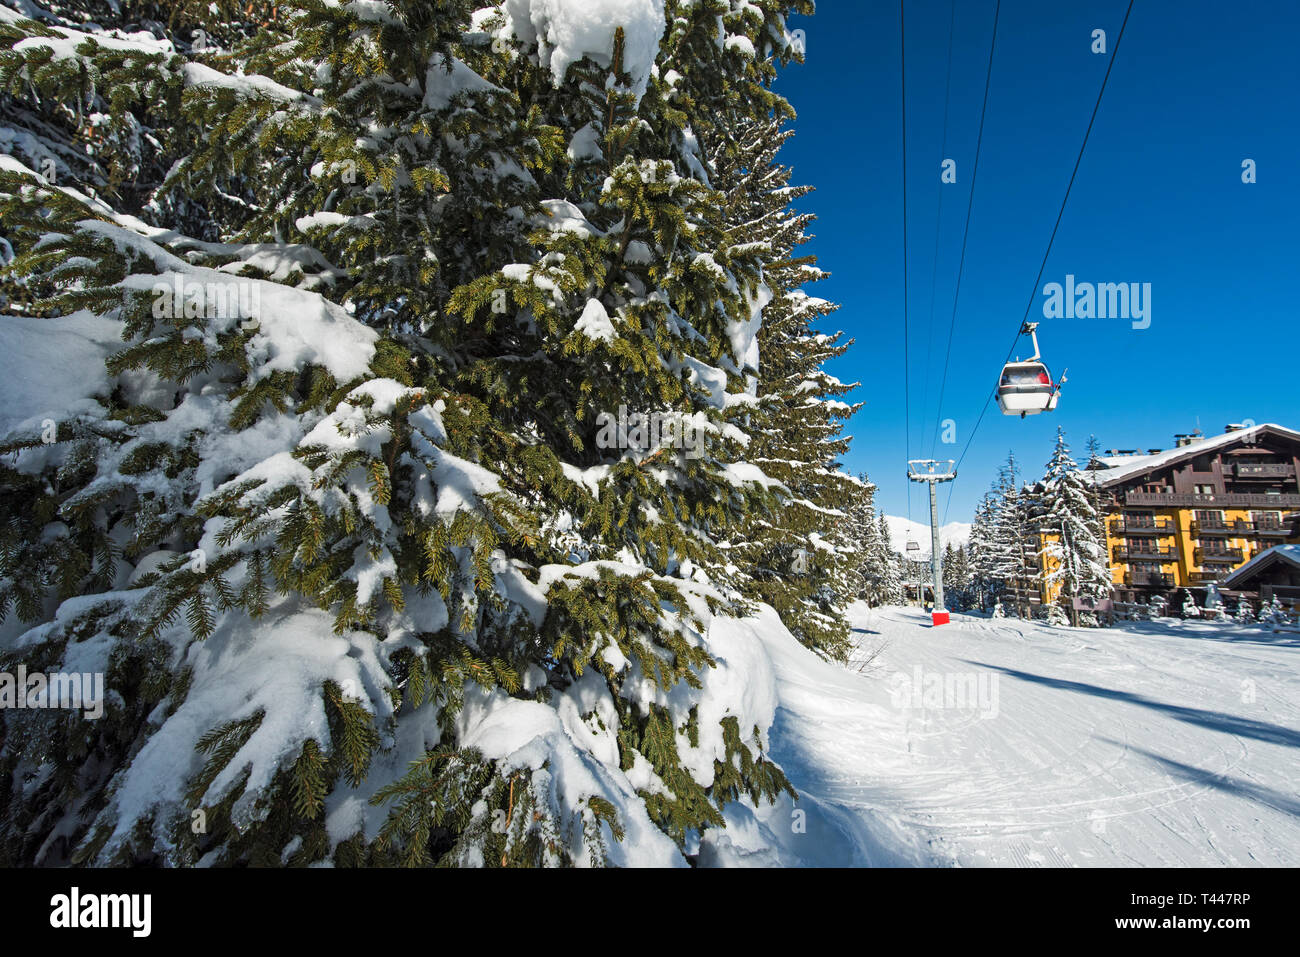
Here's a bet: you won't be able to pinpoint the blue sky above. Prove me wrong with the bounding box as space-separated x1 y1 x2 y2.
772 0 1299 523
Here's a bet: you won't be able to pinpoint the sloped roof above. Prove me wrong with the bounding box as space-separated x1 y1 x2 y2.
1222 544 1300 588
1089 423 1300 487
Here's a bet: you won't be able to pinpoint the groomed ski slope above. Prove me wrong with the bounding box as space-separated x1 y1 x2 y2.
716 603 1300 867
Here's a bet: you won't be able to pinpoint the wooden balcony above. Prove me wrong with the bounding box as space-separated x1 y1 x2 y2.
1194 547 1244 565
1255 524 1292 538
1124 571 1175 588
1233 462 1296 480
1191 520 1252 538
1190 520 1294 540
1114 544 1178 562
1189 570 1227 583
1110 518 1176 536
1126 491 1300 508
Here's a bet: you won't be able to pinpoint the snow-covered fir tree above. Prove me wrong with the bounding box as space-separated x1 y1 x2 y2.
902 555 931 605
711 115 861 660
1032 428 1112 627
837 471 878 601
1082 433 1110 561
966 492 998 610
941 542 972 611
874 511 905 604
0 0 830 867
972 453 1039 617
835 475 905 608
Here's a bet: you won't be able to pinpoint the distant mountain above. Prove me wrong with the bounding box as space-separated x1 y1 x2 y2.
883 515 972 559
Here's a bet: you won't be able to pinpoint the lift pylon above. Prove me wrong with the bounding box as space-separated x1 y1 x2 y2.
907 460 957 626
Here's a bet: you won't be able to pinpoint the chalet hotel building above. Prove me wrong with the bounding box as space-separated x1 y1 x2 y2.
1085 423 1300 607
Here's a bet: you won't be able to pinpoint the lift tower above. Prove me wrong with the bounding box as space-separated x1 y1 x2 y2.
907 460 958 626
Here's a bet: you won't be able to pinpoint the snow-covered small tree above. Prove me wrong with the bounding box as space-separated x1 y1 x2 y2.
1200 586 1228 622
1258 596 1288 626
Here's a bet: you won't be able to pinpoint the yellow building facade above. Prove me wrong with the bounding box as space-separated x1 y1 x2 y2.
1035 424 1300 608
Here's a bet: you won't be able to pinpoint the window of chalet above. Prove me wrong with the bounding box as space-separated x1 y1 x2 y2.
1126 538 1167 558
1192 455 1214 472
1194 510 1223 528
1254 511 1282 529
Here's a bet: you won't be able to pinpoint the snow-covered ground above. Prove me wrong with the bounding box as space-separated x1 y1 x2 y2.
741 603 1300 867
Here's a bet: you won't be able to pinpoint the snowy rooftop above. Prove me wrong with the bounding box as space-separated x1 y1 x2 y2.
1089 423 1300 486
1222 543 1300 588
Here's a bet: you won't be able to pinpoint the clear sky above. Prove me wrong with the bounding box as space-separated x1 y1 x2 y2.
771 0 1299 524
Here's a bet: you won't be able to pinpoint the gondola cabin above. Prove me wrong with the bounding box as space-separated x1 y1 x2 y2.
996 322 1064 417
997 361 1059 416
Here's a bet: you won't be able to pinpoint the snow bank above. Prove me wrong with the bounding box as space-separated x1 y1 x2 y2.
693 604 937 867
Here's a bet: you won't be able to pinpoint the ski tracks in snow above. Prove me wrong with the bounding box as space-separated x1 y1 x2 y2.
756 604 1300 867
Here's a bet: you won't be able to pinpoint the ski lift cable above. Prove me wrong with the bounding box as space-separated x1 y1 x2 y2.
919 0 957 455
942 0 1136 523
928 0 1002 460
904 0 915 527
